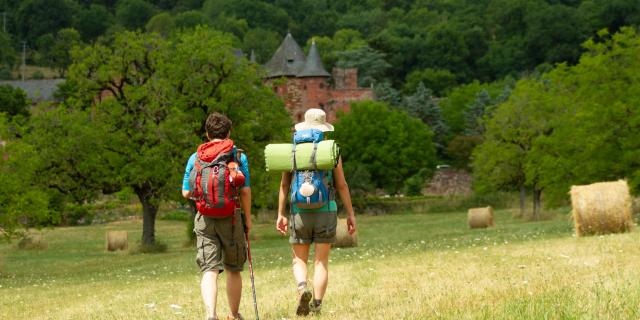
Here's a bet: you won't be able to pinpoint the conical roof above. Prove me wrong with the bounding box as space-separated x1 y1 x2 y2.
298 41 330 78
264 33 306 78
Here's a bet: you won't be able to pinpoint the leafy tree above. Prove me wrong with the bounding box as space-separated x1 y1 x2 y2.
336 46 390 87
16 0 74 43
0 85 29 118
0 114 53 241
463 89 492 136
403 68 457 96
472 78 554 219
38 28 82 77
307 28 367 71
402 82 449 157
333 101 437 193
446 134 482 169
116 0 157 30
530 27 640 203
174 10 209 30
242 28 281 64
373 81 401 107
0 32 16 71
60 28 290 245
76 4 114 42
146 12 175 37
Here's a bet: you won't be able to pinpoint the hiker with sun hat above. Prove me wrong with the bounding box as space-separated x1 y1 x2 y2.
275 108 357 316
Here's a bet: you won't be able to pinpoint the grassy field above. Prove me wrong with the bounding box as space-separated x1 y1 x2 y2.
1 208 640 319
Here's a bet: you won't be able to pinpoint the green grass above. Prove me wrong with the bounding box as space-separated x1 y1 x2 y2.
1 209 640 319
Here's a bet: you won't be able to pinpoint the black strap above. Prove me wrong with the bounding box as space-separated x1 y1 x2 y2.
291 142 298 172
310 141 318 171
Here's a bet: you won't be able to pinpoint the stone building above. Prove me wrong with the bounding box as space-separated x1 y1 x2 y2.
263 33 374 123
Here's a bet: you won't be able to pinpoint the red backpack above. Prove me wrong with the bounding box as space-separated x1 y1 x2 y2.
188 139 245 217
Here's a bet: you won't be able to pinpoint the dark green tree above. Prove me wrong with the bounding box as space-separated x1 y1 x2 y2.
116 0 157 30
335 46 390 87
76 4 114 42
16 0 74 42
402 82 449 157
463 89 492 136
0 85 29 118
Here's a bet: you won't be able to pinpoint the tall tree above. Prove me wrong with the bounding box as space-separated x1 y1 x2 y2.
463 89 492 136
402 82 449 157
55 27 290 246
116 0 157 30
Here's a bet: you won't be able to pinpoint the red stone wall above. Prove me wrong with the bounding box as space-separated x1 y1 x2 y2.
265 68 374 124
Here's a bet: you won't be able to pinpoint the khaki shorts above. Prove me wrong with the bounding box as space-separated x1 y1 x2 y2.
194 211 246 273
289 212 337 244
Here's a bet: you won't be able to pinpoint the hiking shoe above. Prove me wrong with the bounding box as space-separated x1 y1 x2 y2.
296 289 312 316
309 301 321 315
226 313 243 320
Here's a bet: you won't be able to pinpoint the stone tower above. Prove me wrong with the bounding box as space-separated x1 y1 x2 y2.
264 33 374 123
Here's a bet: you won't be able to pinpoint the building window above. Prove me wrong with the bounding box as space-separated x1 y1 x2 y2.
297 113 304 122
303 85 307 90
319 104 325 111
319 82 324 89
273 86 278 93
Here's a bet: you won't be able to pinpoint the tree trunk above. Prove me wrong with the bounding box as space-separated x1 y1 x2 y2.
134 185 159 246
532 188 542 221
519 184 526 217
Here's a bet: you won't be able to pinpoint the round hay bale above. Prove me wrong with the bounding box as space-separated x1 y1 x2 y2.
17 234 48 250
106 231 128 251
333 218 357 248
570 180 634 237
468 206 494 229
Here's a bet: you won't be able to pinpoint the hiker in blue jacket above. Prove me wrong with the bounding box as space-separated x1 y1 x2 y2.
276 108 357 316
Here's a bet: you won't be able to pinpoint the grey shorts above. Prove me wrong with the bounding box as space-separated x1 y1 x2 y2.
289 212 337 244
194 211 246 273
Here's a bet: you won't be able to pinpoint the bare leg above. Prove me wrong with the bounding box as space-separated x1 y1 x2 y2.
201 271 219 319
313 243 331 300
226 271 242 318
292 244 311 287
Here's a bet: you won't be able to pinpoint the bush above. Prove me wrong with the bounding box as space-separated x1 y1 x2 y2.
30 70 44 79
63 204 94 226
403 169 431 196
0 67 12 80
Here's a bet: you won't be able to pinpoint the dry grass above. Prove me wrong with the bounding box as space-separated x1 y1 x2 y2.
11 65 60 79
1 209 640 319
571 180 635 237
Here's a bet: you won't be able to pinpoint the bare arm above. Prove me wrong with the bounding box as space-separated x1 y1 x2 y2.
333 157 357 234
276 172 292 235
182 190 191 199
240 187 252 232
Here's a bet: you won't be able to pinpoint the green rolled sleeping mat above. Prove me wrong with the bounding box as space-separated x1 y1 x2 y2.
265 140 340 171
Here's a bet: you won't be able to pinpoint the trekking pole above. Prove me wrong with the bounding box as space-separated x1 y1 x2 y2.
245 231 260 320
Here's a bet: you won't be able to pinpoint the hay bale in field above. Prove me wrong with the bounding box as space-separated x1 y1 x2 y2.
106 231 128 251
570 180 634 237
333 218 357 248
468 206 494 229
17 234 48 250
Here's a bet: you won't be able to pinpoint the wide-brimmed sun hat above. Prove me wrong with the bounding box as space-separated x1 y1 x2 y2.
294 108 334 132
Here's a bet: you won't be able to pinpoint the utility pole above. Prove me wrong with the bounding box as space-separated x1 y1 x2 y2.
21 41 25 81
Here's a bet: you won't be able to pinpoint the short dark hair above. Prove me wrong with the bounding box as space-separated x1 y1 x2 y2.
205 112 232 140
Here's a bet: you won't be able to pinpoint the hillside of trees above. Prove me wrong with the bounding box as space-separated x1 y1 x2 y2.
2 1 640 242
